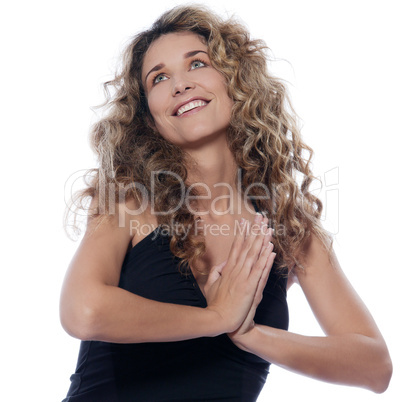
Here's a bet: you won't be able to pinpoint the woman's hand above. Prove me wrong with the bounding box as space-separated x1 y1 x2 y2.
204 214 274 334
228 227 276 350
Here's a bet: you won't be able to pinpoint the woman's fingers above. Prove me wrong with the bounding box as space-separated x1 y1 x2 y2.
204 215 276 332
220 214 273 287
222 219 249 274
261 248 275 286
228 244 276 340
204 260 227 296
249 251 275 315
249 240 273 280
248 246 276 316
258 227 273 258
236 216 268 275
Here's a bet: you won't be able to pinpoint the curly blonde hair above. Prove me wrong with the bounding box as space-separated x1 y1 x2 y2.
65 4 334 274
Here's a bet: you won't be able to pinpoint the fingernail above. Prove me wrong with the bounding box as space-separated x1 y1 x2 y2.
265 253 276 267
254 213 262 223
240 218 246 226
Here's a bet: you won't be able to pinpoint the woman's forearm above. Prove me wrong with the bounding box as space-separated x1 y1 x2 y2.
61 215 271 344
61 284 223 343
235 324 392 393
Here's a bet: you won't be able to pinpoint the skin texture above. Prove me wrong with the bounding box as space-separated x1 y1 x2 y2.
60 31 392 394
60 202 274 342
230 233 393 393
142 32 234 151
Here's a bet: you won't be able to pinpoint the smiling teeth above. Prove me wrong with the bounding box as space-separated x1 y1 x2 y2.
177 100 207 116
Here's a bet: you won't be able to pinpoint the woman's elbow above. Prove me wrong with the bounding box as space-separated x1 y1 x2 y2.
59 293 102 341
371 355 393 394
365 342 393 394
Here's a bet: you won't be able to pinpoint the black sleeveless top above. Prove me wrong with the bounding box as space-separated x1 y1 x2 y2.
63 210 289 402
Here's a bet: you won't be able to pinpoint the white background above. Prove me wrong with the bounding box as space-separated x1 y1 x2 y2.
1 0 401 401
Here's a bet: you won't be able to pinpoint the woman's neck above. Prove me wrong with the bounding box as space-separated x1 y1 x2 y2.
184 139 242 216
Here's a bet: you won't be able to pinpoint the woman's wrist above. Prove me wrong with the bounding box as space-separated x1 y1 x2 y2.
204 307 230 337
230 324 260 352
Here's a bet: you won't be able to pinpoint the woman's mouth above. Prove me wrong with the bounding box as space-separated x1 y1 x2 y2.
175 100 209 117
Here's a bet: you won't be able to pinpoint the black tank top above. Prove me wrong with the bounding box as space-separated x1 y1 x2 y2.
63 207 289 402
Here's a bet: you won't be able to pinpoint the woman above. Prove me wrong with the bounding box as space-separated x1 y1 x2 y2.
60 5 392 401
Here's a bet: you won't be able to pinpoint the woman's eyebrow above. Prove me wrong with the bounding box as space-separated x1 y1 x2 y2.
184 49 207 58
144 50 208 83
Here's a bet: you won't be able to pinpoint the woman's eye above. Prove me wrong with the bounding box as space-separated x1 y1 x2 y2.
190 60 206 70
152 60 206 85
154 74 167 84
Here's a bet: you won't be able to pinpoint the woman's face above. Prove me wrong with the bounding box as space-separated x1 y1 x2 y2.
141 31 233 149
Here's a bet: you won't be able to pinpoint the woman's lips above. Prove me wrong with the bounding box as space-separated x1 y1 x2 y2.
172 97 210 116
176 100 208 116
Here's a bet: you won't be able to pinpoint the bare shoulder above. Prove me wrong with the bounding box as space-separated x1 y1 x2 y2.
66 196 147 286
294 231 335 276
60 195 148 337
86 195 142 233
121 197 160 248
285 232 330 289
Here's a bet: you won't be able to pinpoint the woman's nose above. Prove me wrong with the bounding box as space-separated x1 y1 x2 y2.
172 76 195 96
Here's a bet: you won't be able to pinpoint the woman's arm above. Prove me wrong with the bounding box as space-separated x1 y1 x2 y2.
230 232 393 393
60 199 271 343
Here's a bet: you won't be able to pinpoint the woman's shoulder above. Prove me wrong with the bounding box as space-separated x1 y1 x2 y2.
117 197 160 249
